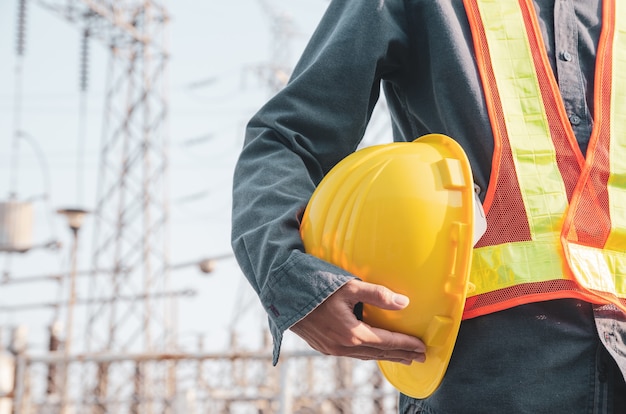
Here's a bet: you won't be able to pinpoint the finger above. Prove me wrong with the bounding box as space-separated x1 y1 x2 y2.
346 280 410 311
331 342 426 364
352 322 426 353
347 348 427 364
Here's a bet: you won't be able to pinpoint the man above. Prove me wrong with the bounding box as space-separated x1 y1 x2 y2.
231 0 626 411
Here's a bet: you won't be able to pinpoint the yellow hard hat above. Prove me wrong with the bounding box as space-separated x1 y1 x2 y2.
300 134 476 399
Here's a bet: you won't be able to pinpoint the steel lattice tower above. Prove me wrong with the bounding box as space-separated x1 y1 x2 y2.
255 0 298 94
38 1 172 412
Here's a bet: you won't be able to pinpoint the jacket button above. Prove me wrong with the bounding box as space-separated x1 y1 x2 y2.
569 114 581 126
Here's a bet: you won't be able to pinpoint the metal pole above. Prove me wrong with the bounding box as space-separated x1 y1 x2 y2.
60 226 79 414
56 208 88 414
12 356 25 414
46 321 62 396
278 357 293 414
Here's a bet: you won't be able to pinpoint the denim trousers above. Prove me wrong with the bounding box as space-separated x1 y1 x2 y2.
399 299 626 414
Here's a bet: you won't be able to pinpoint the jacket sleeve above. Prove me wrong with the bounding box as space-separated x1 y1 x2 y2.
231 0 410 364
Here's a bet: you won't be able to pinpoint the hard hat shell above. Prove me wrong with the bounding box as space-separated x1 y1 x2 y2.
300 134 475 399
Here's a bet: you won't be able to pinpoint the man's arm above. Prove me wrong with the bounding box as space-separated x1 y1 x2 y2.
231 0 413 364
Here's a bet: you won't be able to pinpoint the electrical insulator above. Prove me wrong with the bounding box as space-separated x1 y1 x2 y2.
80 29 90 92
15 0 28 56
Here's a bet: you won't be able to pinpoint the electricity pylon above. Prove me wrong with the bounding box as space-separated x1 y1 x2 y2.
37 1 172 412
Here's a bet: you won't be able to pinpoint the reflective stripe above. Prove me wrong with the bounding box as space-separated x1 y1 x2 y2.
606 0 626 251
470 241 566 296
567 244 626 297
474 0 568 241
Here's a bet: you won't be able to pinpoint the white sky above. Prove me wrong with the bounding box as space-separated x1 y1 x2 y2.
0 0 331 354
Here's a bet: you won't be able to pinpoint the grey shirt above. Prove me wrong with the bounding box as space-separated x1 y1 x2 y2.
232 0 626 411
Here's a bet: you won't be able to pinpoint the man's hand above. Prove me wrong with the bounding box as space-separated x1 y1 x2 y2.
290 279 426 365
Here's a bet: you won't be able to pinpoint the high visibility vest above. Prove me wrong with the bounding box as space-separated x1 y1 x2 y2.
462 0 626 319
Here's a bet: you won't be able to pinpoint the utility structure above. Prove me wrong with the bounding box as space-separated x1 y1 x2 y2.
35 0 172 412
254 0 299 94
253 0 390 148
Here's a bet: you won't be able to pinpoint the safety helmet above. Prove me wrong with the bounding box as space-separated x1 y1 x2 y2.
300 134 477 399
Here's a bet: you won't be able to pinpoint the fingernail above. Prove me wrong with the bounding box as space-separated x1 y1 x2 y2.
393 294 409 307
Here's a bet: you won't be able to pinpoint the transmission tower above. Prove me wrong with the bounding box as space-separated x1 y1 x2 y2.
254 0 299 94
36 1 172 412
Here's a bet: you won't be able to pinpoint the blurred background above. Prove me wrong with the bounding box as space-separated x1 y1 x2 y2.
0 0 395 412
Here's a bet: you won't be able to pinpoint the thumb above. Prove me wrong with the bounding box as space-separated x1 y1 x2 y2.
347 280 410 311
